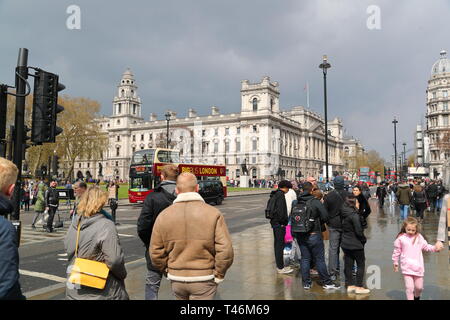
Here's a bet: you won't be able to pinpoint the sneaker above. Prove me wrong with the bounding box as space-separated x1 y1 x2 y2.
323 283 341 290
303 283 312 290
277 267 294 274
355 287 370 294
347 285 357 293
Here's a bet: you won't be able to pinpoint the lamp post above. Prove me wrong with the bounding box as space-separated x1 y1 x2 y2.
319 55 331 182
392 117 398 182
165 112 171 149
403 142 407 180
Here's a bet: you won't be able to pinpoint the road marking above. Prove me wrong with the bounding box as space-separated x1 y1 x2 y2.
118 233 134 238
57 253 67 256
19 270 66 283
58 258 68 261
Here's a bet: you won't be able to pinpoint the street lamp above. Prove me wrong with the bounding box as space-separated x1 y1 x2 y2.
392 117 398 182
165 112 171 149
403 142 407 180
319 55 331 182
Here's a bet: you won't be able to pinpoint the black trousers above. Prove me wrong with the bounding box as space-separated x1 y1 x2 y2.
415 202 427 219
378 196 385 207
272 225 286 269
46 207 57 231
342 248 365 287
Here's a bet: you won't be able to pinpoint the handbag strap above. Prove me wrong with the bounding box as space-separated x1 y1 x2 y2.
75 219 81 258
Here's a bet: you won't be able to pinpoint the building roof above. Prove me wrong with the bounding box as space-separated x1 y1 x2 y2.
431 50 450 76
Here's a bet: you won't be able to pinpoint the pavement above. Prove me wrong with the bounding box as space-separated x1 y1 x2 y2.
20 194 450 300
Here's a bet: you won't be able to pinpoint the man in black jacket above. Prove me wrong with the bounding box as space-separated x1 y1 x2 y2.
137 164 178 300
44 180 59 233
426 181 438 212
376 183 387 208
0 157 25 300
294 182 340 290
268 180 293 274
323 176 351 281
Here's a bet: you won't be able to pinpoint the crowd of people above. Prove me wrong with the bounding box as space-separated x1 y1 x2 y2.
266 175 448 299
0 154 448 300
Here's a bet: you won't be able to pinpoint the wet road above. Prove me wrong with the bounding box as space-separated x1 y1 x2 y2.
19 193 450 300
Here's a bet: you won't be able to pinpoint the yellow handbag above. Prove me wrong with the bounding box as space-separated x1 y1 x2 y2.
68 220 110 289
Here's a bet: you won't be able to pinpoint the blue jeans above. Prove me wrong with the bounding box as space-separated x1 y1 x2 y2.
145 268 162 300
400 204 409 220
436 198 443 211
295 232 332 285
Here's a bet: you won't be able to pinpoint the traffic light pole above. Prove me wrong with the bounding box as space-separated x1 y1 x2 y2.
0 85 7 158
11 48 28 221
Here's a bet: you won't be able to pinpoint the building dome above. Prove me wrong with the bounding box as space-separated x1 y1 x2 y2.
431 50 450 76
122 68 134 80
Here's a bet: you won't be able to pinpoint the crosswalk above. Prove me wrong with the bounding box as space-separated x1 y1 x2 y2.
20 222 136 246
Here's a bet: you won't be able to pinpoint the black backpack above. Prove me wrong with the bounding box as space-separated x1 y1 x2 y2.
265 192 278 219
290 199 314 233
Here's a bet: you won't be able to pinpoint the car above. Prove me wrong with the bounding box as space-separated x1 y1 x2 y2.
198 180 224 205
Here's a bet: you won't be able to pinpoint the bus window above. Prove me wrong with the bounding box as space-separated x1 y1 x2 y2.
130 177 151 191
156 150 180 163
132 149 155 164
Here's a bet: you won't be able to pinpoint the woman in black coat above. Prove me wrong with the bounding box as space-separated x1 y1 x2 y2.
341 194 370 294
352 186 371 229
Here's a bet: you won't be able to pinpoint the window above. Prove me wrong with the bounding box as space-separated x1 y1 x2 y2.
236 141 240 152
115 161 119 166
79 163 81 168
117 135 120 142
236 169 240 177
237 127 240 134
253 125 257 133
444 115 449 126
132 147 136 153
87 163 90 168
225 141 230 152
117 120 121 125
252 98 258 111
202 130 206 137
121 90 124 97
444 102 448 111
132 135 136 142
107 124 110 128
214 143 218 153
433 92 437 99
214 128 218 136
252 168 257 178
118 103 122 114
252 157 256 164
133 104 137 114
149 133 152 140
270 98 274 111
225 128 229 135
252 140 257 151
141 134 144 141
116 147 120 157
443 90 448 98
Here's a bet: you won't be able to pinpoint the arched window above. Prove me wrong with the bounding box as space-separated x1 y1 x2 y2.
270 98 274 111
133 104 137 114
116 147 120 157
121 90 124 97
252 98 258 112
118 103 122 114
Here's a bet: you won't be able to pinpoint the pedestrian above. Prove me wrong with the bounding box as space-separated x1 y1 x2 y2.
411 184 428 222
44 180 59 233
107 181 119 204
323 176 351 281
392 217 440 300
70 181 87 222
0 157 25 300
435 181 446 213
341 194 370 294
267 180 294 274
425 181 438 213
137 164 178 300
396 183 412 220
150 172 234 300
22 185 30 211
31 181 46 229
64 186 129 300
293 182 340 290
352 186 371 229
435 193 449 251
285 182 300 268
376 183 387 208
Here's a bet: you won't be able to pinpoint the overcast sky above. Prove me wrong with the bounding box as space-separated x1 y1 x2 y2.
1 0 449 161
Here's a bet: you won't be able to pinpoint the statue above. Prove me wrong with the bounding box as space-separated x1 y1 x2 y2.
98 162 103 176
241 158 249 176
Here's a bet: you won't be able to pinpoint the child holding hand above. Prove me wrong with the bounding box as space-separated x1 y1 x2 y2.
392 217 440 300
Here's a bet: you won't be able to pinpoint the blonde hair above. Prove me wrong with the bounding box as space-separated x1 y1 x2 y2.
176 172 197 193
0 157 18 194
77 186 109 217
396 217 424 244
161 164 179 181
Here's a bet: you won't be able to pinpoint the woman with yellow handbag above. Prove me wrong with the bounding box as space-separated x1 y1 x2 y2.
64 186 129 300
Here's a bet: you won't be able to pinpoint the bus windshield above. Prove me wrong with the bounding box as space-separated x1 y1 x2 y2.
130 177 151 191
132 149 155 165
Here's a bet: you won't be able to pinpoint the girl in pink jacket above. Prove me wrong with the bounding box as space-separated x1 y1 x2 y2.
392 217 439 300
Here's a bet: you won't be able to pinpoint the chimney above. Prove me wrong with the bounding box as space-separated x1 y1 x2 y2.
149 113 157 121
211 106 220 116
188 108 197 118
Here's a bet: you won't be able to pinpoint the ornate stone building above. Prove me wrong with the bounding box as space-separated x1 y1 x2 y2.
425 50 450 179
74 70 349 181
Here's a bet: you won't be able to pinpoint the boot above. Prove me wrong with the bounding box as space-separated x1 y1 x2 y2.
414 296 420 300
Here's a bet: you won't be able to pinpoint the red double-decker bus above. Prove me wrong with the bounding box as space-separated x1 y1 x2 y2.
128 148 227 203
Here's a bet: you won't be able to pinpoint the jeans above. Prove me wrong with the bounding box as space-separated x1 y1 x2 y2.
429 197 437 211
46 207 57 231
342 248 365 287
400 205 409 220
31 210 44 225
272 225 286 269
436 198 443 211
327 227 342 277
295 232 332 285
144 250 162 300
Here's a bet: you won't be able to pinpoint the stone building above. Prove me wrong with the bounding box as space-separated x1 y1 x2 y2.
73 70 350 181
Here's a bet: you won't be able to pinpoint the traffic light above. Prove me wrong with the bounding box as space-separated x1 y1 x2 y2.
22 125 31 160
41 165 47 177
31 69 65 144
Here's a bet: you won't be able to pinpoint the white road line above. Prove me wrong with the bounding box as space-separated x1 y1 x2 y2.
19 270 66 283
57 253 67 256
57 258 68 261
118 233 134 238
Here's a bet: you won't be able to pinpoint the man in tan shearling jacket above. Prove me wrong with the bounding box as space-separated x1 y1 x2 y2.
150 172 234 300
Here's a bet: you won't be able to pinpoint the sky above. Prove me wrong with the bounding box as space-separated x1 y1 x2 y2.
1 0 449 161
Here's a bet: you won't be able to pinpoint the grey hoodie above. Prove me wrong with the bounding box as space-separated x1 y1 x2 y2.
64 213 129 300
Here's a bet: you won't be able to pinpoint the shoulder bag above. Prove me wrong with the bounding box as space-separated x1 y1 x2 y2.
68 219 110 289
